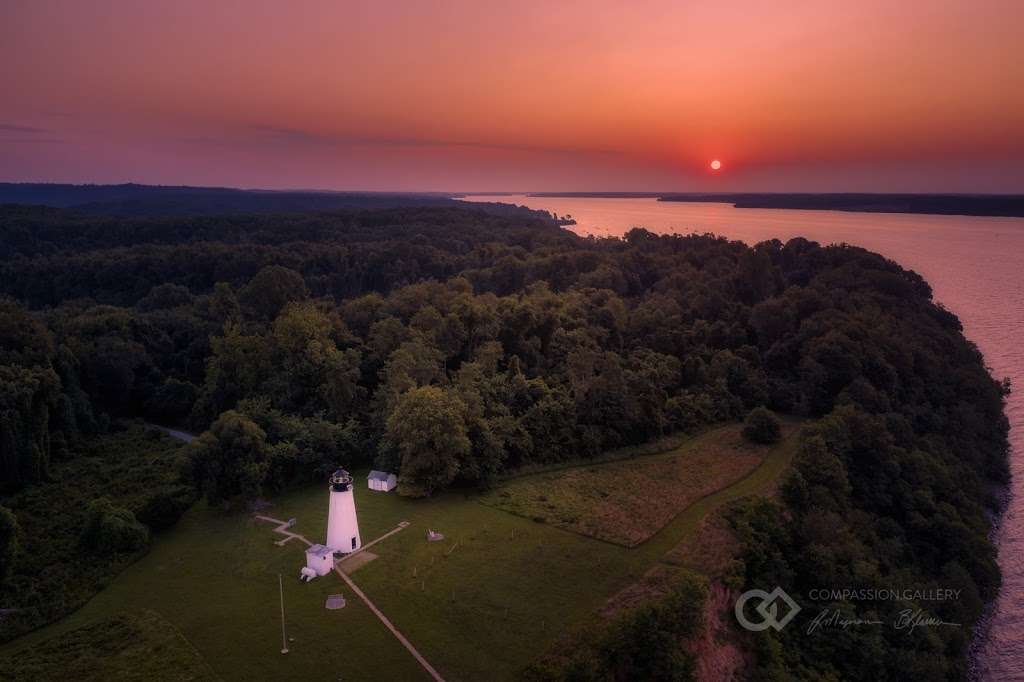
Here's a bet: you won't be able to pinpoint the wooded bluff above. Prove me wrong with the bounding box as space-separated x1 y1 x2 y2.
0 203 1010 679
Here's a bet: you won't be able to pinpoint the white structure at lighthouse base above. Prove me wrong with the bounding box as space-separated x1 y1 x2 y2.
326 469 361 554
301 544 335 581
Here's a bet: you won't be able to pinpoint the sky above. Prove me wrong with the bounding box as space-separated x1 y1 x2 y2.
1 0 1022 192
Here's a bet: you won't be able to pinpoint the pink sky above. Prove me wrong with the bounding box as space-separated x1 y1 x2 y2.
1 1 1022 192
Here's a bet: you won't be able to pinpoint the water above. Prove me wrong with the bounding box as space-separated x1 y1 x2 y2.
465 194 1024 679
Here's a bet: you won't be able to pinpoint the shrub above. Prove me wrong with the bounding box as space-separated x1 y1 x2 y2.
136 486 197 532
80 498 149 555
526 571 707 681
742 407 781 444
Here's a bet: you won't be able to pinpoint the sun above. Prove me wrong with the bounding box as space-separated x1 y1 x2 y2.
710 159 722 171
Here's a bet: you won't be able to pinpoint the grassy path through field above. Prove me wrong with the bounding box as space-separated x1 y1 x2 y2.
634 423 799 561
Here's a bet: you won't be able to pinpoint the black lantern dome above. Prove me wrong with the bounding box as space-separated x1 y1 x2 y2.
330 468 352 491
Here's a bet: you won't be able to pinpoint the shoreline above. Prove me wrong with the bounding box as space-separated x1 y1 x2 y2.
968 476 1015 680
524 192 1024 219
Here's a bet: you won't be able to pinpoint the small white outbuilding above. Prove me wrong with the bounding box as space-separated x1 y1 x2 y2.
303 544 335 580
367 470 398 492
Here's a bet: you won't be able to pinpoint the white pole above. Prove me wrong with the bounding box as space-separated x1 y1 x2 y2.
279 573 289 654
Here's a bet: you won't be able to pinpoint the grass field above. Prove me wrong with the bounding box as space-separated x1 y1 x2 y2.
3 610 217 681
0 421 800 681
478 422 788 546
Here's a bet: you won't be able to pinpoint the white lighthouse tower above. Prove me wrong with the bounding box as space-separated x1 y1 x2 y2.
326 469 361 553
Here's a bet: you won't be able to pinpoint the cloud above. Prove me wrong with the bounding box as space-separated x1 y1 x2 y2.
0 123 50 134
237 124 624 156
249 124 325 144
0 137 65 144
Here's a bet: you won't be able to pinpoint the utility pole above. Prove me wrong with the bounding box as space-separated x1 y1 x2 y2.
279 573 289 654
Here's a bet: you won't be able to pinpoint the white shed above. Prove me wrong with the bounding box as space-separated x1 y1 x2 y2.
367 470 398 492
304 543 335 578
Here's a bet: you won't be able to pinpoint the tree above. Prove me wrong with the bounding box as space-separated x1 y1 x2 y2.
734 247 780 304
239 265 308 321
187 411 270 505
0 504 19 586
0 365 61 490
382 386 469 497
0 297 54 367
76 335 150 413
743 406 782 444
206 281 241 324
79 497 149 555
137 283 194 311
145 378 198 425
379 340 445 404
190 324 270 426
265 302 362 418
136 486 197 532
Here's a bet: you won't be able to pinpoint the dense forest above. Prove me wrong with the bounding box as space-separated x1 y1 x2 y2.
0 201 1010 679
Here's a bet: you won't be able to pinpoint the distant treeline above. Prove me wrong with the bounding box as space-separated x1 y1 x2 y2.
0 182 552 218
0 202 1010 678
531 192 1024 217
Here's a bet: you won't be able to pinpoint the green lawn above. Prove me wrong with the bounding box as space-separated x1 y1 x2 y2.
3 610 218 682
0 422 800 681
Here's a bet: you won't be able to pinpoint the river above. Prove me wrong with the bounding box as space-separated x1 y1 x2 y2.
463 194 1024 679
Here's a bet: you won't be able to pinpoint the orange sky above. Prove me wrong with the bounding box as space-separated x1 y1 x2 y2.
1 1 1022 191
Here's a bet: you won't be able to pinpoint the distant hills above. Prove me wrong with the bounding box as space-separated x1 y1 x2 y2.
530 192 1024 218
0 183 463 216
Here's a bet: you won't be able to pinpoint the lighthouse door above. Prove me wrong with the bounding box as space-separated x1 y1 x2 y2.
351 537 357 550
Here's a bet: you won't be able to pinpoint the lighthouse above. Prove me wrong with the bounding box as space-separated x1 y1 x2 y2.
326 469 361 553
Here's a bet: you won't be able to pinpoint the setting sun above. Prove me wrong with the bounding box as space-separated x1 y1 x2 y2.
710 159 722 171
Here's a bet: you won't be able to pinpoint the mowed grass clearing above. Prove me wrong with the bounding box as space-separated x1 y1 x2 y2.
480 422 797 546
3 610 218 682
0 421 800 681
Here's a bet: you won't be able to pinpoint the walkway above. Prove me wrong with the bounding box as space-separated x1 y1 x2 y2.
336 521 410 563
254 515 315 547
333 564 445 682
254 516 443 681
